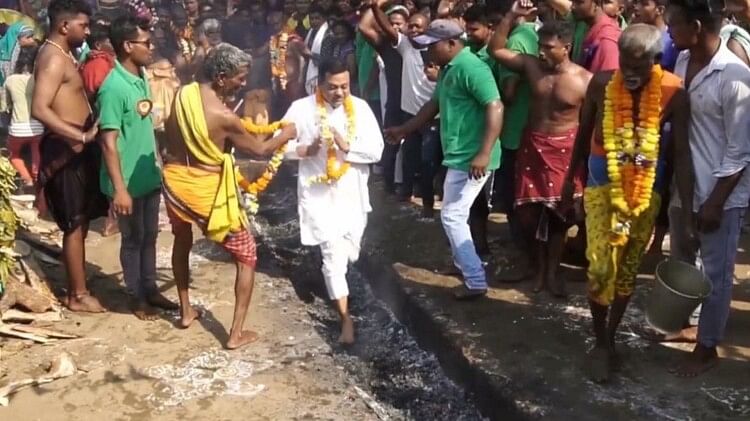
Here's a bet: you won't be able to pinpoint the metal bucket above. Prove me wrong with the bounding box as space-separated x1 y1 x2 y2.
646 260 712 334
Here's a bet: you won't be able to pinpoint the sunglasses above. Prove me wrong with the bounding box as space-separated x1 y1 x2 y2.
128 39 153 48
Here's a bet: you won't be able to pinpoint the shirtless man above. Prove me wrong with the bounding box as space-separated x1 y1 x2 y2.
489 2 592 296
561 24 693 381
32 0 108 313
162 43 296 349
240 9 308 124
267 9 307 116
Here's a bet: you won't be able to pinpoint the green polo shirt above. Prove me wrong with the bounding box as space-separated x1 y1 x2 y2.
434 48 502 172
97 60 161 199
565 14 589 64
495 22 538 150
474 44 503 86
355 31 379 101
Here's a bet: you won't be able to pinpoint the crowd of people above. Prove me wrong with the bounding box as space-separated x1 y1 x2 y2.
1 0 749 384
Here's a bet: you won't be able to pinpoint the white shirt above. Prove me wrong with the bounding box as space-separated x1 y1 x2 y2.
672 42 750 211
4 74 44 137
394 33 435 115
283 94 384 245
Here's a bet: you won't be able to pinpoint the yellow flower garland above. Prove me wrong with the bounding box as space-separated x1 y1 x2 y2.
603 65 663 246
270 32 290 91
238 119 288 215
309 90 357 185
177 25 196 61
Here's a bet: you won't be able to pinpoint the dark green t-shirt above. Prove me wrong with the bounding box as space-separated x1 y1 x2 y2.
434 48 502 172
495 22 539 150
97 61 161 198
355 31 379 101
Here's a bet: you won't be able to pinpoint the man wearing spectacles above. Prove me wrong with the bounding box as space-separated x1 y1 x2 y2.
97 14 178 320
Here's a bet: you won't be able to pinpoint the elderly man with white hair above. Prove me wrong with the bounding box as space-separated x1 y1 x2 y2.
162 43 297 349
562 23 694 382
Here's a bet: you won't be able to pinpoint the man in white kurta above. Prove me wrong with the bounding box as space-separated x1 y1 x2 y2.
283 61 384 344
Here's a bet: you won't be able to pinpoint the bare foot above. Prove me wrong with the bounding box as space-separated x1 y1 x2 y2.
670 344 719 377
131 300 160 321
65 293 107 313
664 326 698 343
643 326 698 343
338 316 355 345
147 292 179 310
226 330 259 350
585 346 611 383
177 306 203 329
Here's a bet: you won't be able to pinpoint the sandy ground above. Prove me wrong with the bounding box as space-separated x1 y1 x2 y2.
362 180 750 420
0 223 386 421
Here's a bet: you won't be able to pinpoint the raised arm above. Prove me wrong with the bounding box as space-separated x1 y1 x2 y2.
31 52 92 146
358 2 386 49
489 6 533 73
372 0 398 46
225 112 297 157
546 0 572 16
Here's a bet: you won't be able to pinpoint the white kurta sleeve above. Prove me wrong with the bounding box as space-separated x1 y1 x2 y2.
346 100 384 164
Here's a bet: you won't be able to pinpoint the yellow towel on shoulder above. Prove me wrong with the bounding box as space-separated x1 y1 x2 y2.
174 82 247 242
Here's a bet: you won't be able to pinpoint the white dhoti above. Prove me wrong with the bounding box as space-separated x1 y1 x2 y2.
283 94 384 300
319 212 367 299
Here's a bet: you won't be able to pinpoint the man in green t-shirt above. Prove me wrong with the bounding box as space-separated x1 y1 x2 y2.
386 20 503 300
464 4 539 266
98 15 177 320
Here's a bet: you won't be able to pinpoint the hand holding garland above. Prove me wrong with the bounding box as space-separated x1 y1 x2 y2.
238 118 293 214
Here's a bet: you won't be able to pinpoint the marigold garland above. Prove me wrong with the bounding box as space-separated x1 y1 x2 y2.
238 119 289 214
177 26 196 61
308 90 357 185
270 32 290 90
603 65 663 246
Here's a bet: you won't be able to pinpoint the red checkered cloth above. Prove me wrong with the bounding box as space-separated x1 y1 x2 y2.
223 230 257 268
164 194 257 268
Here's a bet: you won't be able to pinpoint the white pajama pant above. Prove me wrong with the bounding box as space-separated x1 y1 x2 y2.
319 213 368 300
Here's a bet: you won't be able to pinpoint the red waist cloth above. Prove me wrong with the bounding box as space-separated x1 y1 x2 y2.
515 127 584 207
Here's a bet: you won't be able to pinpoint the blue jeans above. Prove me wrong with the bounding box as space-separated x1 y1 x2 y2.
697 207 744 348
441 169 489 290
118 189 161 300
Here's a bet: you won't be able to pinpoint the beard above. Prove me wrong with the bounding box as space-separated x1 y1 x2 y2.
623 76 644 91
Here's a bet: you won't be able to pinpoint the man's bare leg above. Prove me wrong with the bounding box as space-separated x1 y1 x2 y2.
532 240 546 293
225 262 259 349
173 227 201 328
586 299 611 383
546 218 569 298
63 225 106 313
606 294 632 371
647 224 668 255
334 296 355 345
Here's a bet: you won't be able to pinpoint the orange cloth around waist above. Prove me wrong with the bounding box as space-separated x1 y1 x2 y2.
162 164 224 227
